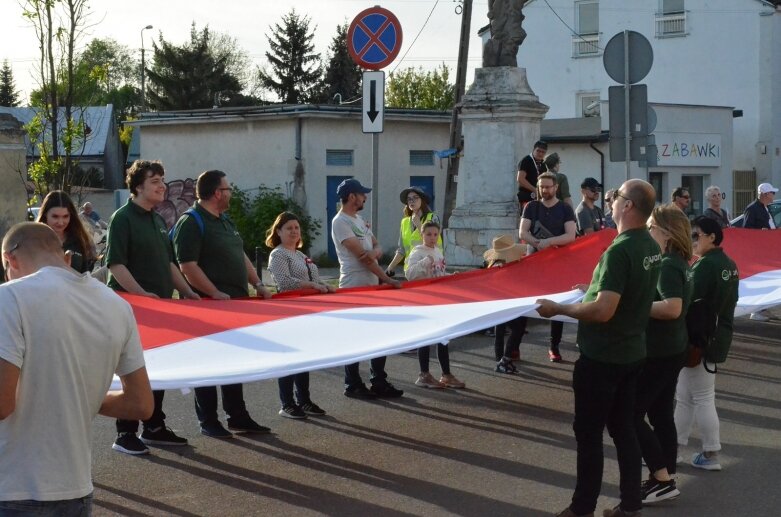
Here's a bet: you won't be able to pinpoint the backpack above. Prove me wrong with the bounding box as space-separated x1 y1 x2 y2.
169 208 205 241
685 297 719 373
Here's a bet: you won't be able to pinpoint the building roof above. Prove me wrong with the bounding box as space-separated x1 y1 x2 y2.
0 105 115 158
541 117 607 143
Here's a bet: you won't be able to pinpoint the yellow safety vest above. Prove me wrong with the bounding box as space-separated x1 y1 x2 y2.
399 212 443 271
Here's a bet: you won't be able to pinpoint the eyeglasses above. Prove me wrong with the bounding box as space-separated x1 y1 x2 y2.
679 195 691 200
691 231 703 241
2 241 21 282
407 196 420 203
648 223 668 233
218 187 232 192
539 184 556 190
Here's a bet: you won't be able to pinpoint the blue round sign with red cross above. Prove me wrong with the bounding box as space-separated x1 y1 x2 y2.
347 6 403 70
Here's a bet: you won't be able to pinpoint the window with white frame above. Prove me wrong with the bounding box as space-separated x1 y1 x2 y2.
578 93 601 118
573 1 600 57
656 0 687 37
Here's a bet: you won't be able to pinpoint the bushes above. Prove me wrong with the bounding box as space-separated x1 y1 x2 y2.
227 185 321 257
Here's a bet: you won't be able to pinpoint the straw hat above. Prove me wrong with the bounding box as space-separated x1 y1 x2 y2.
483 235 525 264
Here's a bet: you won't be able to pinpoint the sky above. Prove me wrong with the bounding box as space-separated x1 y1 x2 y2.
1 0 496 104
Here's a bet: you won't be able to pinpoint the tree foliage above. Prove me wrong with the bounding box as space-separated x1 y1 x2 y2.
227 185 321 257
258 9 324 104
321 23 362 104
0 60 21 106
147 24 254 110
386 64 456 111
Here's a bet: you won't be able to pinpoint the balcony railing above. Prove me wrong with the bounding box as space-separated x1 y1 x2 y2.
655 11 687 37
571 33 601 58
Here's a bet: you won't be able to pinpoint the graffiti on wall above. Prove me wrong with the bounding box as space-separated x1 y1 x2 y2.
154 178 197 229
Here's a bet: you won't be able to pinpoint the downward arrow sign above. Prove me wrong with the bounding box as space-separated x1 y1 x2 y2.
367 80 379 122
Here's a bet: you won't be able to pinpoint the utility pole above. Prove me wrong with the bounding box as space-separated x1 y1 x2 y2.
140 24 153 113
442 0 472 227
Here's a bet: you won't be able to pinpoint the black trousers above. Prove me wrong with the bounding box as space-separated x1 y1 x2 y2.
418 343 451 374
570 355 644 515
344 357 388 388
194 384 249 425
493 317 563 360
116 389 165 433
278 373 311 407
635 351 687 475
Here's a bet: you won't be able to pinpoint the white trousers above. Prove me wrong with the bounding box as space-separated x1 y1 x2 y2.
675 363 720 452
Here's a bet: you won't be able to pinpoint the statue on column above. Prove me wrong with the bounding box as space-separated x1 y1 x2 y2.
483 0 527 67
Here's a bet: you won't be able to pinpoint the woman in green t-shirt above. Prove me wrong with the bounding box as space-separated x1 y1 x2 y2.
636 205 693 504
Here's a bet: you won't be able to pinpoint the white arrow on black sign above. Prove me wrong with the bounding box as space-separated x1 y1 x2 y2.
362 71 384 133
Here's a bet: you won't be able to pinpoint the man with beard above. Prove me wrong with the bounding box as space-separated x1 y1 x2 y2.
576 177 606 236
331 179 403 399
173 169 272 438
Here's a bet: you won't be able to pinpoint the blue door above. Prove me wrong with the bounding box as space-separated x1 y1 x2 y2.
410 176 435 210
327 175 353 260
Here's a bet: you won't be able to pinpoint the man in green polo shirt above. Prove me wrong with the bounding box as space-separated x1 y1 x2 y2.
173 169 272 439
106 159 200 456
537 179 662 517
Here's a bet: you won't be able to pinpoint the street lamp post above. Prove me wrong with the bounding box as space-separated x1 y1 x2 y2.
140 24 153 113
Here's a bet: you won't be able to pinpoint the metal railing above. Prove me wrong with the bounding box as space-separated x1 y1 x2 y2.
572 33 601 57
655 11 687 37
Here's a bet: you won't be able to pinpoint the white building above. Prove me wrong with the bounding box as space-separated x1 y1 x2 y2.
131 105 451 258
487 0 781 213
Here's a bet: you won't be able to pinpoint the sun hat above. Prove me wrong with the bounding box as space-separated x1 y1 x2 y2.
483 235 526 264
399 186 430 205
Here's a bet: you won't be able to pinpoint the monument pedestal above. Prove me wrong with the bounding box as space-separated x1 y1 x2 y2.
445 67 548 266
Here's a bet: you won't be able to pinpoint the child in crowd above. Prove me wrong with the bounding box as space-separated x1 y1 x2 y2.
405 221 465 389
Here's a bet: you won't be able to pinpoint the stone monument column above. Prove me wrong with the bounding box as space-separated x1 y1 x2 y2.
444 67 548 266
0 114 28 237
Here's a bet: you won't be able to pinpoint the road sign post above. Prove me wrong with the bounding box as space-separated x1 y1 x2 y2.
347 6 403 240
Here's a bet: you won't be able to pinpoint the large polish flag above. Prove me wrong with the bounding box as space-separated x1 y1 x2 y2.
118 229 781 390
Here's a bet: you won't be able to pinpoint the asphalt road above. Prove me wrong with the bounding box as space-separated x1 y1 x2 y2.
89 309 781 516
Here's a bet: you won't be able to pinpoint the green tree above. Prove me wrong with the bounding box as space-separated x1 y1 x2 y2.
0 60 20 106
227 185 321 257
386 64 456 111
147 24 253 110
259 9 324 104
322 23 362 104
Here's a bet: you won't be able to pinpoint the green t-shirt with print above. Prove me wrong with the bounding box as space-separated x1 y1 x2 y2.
646 253 692 358
106 199 174 298
577 228 662 364
172 203 249 298
690 247 739 364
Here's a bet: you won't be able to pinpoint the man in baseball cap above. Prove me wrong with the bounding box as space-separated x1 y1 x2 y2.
336 178 372 198
743 182 777 230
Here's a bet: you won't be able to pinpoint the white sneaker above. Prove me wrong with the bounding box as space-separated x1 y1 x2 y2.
750 312 769 321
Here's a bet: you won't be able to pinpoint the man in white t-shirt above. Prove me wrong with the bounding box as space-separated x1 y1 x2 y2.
0 223 153 514
331 178 403 399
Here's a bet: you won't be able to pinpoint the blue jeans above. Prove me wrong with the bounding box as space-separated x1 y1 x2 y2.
570 355 644 515
0 493 92 516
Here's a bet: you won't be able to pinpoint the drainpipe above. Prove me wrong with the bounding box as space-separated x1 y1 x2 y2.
590 141 606 210
295 118 302 161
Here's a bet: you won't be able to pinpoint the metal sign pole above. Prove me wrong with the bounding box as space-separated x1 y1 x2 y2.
372 133 379 238
624 30 631 181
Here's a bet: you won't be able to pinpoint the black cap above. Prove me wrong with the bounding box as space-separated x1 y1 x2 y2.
336 178 371 197
581 177 602 190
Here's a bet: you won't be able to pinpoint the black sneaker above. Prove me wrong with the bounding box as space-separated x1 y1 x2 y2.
344 384 377 399
200 421 234 439
300 401 327 415
112 432 150 455
278 404 307 419
642 477 680 504
227 416 271 434
140 426 188 446
370 382 404 398
495 357 517 374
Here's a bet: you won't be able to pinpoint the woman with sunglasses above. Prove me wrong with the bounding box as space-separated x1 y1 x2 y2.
636 205 692 504
36 191 96 273
674 216 739 472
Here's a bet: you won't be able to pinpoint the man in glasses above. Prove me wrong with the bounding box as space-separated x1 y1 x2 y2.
0 222 153 513
576 177 606 236
537 179 662 517
742 182 778 321
671 187 691 213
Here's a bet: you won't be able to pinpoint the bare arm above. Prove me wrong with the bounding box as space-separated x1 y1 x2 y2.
180 261 230 300
99 366 154 421
170 263 200 300
650 297 682 320
341 236 400 287
519 218 538 248
516 170 535 192
0 359 20 420
536 290 621 323
539 221 577 249
244 254 272 299
109 264 159 298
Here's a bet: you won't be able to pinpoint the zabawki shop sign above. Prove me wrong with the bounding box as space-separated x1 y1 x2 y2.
655 132 721 167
